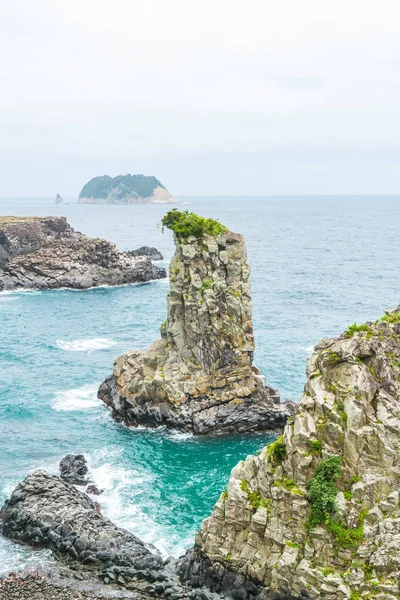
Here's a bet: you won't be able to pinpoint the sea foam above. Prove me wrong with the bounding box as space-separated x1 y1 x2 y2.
87 449 191 558
52 383 100 411
56 337 116 351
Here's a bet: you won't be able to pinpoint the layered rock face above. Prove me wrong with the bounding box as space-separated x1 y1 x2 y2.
0 471 189 597
0 216 166 291
182 311 400 599
99 226 288 434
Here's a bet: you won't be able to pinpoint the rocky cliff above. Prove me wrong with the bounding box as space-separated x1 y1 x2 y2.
78 174 176 204
99 210 290 435
180 310 400 600
0 216 166 291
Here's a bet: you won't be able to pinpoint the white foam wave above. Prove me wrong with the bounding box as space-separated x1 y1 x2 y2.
0 296 17 302
56 337 116 351
167 430 194 441
52 383 100 411
87 451 190 558
305 345 314 354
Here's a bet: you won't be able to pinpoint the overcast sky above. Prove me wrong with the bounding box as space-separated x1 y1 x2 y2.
1 0 400 196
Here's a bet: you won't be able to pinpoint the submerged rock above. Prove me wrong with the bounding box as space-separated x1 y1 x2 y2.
0 216 166 291
182 310 400 599
98 210 291 435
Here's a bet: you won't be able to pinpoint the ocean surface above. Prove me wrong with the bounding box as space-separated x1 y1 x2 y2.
1 194 400 573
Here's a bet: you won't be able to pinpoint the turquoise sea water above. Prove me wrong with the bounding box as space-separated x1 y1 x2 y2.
1 195 400 573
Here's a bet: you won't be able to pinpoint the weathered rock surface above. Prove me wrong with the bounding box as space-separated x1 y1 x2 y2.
60 454 91 486
127 246 164 261
98 225 290 435
183 310 400 599
0 216 166 291
0 471 190 598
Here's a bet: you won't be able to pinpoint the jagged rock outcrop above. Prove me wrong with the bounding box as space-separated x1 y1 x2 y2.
0 216 166 291
0 471 191 598
181 310 400 600
98 211 290 435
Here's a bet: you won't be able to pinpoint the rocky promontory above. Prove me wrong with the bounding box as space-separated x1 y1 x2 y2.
180 309 400 600
0 216 166 291
98 210 290 435
78 174 176 204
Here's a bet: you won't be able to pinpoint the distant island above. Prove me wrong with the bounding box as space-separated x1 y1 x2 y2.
78 173 176 204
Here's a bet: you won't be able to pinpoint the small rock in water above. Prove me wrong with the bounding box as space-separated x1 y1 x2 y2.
60 454 91 486
86 484 104 495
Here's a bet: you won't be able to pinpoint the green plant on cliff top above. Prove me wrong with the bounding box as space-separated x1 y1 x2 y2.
346 322 373 338
161 209 228 241
379 312 400 324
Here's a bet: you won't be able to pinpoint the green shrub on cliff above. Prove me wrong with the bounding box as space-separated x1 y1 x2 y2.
267 435 287 464
307 455 342 527
161 209 228 241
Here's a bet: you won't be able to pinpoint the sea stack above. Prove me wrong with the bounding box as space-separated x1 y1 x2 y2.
179 309 400 600
99 209 290 435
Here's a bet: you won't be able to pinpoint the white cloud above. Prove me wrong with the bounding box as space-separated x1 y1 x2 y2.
1 0 400 194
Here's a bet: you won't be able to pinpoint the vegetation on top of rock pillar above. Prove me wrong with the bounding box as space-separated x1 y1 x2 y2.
346 322 373 338
379 311 400 324
161 209 228 242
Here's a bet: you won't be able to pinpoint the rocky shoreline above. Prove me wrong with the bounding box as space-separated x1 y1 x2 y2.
0 216 166 291
0 572 149 600
4 308 400 599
